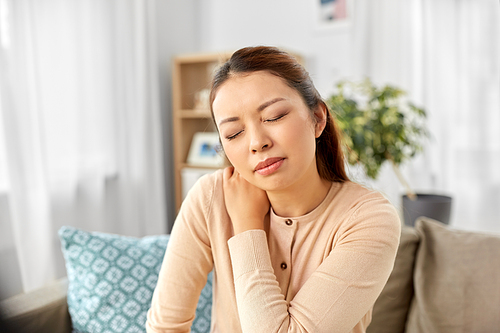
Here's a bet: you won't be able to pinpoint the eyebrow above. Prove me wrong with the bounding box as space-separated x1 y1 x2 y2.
257 97 286 111
218 97 286 126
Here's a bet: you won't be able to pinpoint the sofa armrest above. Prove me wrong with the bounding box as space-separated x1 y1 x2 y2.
0 277 71 333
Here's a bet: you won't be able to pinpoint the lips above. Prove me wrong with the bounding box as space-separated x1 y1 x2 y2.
255 157 284 171
254 157 285 176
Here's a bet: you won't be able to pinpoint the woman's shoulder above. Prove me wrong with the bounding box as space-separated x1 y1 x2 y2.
174 169 230 240
180 168 225 213
337 181 392 206
189 168 224 193
187 169 223 196
334 181 401 232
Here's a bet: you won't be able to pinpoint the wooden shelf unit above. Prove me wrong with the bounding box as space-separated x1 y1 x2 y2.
172 52 232 211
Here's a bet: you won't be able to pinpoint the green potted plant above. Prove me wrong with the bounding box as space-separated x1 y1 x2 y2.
327 78 452 226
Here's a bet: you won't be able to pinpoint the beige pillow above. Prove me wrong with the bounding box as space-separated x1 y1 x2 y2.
368 227 420 333
406 217 500 333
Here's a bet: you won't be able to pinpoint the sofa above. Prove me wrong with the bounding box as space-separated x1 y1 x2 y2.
1 217 499 333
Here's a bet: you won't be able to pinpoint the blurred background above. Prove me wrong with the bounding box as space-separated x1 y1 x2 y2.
0 0 498 301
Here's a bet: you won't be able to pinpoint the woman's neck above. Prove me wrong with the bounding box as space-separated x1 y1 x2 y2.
267 176 332 218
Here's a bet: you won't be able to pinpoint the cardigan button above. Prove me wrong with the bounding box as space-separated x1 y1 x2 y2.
281 262 287 270
285 219 293 226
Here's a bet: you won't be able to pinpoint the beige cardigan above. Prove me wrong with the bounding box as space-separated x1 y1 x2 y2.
147 170 400 333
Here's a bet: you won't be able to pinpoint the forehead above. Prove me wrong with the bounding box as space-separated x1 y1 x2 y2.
212 71 300 116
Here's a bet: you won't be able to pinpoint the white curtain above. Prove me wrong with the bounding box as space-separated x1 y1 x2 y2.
351 0 500 233
0 0 166 296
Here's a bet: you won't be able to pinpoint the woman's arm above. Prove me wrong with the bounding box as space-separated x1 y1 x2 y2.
146 177 214 333
227 196 401 333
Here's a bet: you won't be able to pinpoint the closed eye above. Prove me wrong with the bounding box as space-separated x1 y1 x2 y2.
265 113 288 123
226 130 243 141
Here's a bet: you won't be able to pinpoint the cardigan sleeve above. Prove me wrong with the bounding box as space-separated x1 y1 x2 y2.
146 175 214 333
227 195 401 333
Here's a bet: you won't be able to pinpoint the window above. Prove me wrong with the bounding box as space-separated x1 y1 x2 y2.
0 0 10 192
0 96 8 192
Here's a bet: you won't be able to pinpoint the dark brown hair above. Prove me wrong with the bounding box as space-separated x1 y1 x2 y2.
209 46 348 183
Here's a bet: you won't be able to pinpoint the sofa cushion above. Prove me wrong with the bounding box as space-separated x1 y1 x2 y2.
367 226 420 333
406 217 500 333
59 226 212 333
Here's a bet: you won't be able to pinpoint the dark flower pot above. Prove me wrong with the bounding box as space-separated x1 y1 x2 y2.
402 194 453 227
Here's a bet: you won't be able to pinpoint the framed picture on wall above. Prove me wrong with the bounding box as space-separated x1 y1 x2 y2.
187 132 225 167
314 0 352 30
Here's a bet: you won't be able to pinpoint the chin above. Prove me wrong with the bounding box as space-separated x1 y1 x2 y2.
253 175 291 192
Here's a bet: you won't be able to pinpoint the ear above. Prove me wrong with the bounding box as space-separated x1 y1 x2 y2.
314 103 328 138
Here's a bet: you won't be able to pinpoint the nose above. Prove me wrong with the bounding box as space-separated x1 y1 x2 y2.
249 127 272 153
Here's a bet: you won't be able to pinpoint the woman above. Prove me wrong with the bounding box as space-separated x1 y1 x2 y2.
147 46 401 333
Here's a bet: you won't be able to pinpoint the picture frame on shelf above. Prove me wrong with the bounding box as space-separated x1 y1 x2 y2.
314 0 352 31
187 132 225 167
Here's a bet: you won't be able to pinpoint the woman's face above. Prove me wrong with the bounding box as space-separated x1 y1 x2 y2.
212 71 325 192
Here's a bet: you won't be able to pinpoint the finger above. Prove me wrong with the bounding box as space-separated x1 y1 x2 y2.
231 168 246 183
232 168 240 178
223 166 234 181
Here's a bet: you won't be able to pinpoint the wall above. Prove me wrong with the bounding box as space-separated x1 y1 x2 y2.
198 0 356 97
0 194 22 300
155 0 203 231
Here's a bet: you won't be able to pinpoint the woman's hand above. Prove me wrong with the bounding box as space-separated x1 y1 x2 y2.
223 167 270 235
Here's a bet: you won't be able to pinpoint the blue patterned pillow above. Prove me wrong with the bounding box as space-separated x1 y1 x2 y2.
194 271 213 333
59 226 212 333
